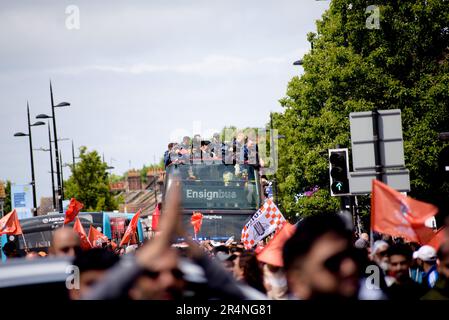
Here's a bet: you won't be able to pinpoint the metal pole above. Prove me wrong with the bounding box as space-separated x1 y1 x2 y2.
72 140 76 168
270 112 278 205
60 150 65 201
27 102 37 216
371 109 383 247
48 122 56 210
372 109 383 182
50 81 63 213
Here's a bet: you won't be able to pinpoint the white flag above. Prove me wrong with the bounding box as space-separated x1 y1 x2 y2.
241 199 286 249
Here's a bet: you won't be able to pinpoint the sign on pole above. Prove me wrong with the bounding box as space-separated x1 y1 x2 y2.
349 109 410 194
11 184 33 219
349 169 410 194
350 109 405 170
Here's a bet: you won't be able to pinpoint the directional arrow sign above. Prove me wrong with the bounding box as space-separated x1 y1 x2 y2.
336 182 343 190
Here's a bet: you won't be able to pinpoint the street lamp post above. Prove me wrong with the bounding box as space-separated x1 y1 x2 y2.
34 123 57 210
36 82 70 212
72 140 76 168
13 102 45 216
48 123 56 210
60 150 65 201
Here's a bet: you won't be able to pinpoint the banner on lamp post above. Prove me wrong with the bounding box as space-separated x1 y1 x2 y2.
11 184 33 219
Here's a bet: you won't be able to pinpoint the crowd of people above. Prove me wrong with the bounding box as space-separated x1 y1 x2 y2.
163 132 261 168
4 182 448 301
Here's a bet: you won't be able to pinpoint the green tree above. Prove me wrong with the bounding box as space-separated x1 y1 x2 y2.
1 180 11 214
274 0 449 219
140 162 164 184
64 146 119 211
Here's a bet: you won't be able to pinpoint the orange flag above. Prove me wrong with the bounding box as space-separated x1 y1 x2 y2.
191 212 203 236
64 198 84 224
257 222 296 267
73 217 92 250
88 225 108 248
426 227 446 250
0 209 23 235
371 180 438 243
119 209 141 247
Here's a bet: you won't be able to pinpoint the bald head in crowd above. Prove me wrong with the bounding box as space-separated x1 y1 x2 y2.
49 228 81 257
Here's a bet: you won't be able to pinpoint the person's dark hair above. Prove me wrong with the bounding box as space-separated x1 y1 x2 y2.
387 243 413 261
213 245 229 255
238 251 266 294
2 241 19 257
283 213 351 271
73 248 120 273
437 243 449 261
168 143 174 149
230 246 244 254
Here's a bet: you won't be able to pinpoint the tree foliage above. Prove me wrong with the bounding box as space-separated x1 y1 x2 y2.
274 0 449 219
64 146 120 211
1 180 12 214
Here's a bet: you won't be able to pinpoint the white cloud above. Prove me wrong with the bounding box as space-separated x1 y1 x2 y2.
51 48 308 76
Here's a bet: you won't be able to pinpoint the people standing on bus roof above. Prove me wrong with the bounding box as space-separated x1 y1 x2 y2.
164 143 174 168
191 134 202 161
180 136 191 152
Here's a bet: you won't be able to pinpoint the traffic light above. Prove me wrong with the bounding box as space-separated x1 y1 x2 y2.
328 148 350 196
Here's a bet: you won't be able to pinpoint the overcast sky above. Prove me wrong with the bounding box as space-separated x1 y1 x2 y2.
0 0 329 203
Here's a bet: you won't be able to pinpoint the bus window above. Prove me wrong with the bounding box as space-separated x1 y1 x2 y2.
106 214 144 245
167 163 261 210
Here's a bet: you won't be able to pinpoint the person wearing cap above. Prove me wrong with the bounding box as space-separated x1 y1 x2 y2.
421 243 449 300
370 240 390 273
385 244 429 300
413 245 439 288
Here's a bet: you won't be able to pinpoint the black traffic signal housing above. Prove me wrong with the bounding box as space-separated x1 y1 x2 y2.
329 148 350 196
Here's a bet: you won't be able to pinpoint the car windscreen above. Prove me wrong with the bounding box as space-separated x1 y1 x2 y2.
14 214 94 250
180 213 251 241
166 163 260 210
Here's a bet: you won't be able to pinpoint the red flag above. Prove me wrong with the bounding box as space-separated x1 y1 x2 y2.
371 180 438 243
88 225 108 248
257 222 296 267
119 209 141 247
151 205 160 231
191 212 203 236
0 209 23 235
426 227 446 250
64 198 84 224
73 217 92 250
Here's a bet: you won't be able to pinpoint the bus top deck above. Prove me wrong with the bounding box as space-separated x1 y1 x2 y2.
163 159 263 241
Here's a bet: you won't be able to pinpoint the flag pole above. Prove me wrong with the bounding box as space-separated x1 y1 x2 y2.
21 233 29 252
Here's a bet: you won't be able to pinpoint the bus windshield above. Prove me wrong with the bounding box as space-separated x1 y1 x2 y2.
166 163 260 210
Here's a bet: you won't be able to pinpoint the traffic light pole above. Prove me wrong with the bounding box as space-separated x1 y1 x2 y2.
372 109 383 182
370 109 383 247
